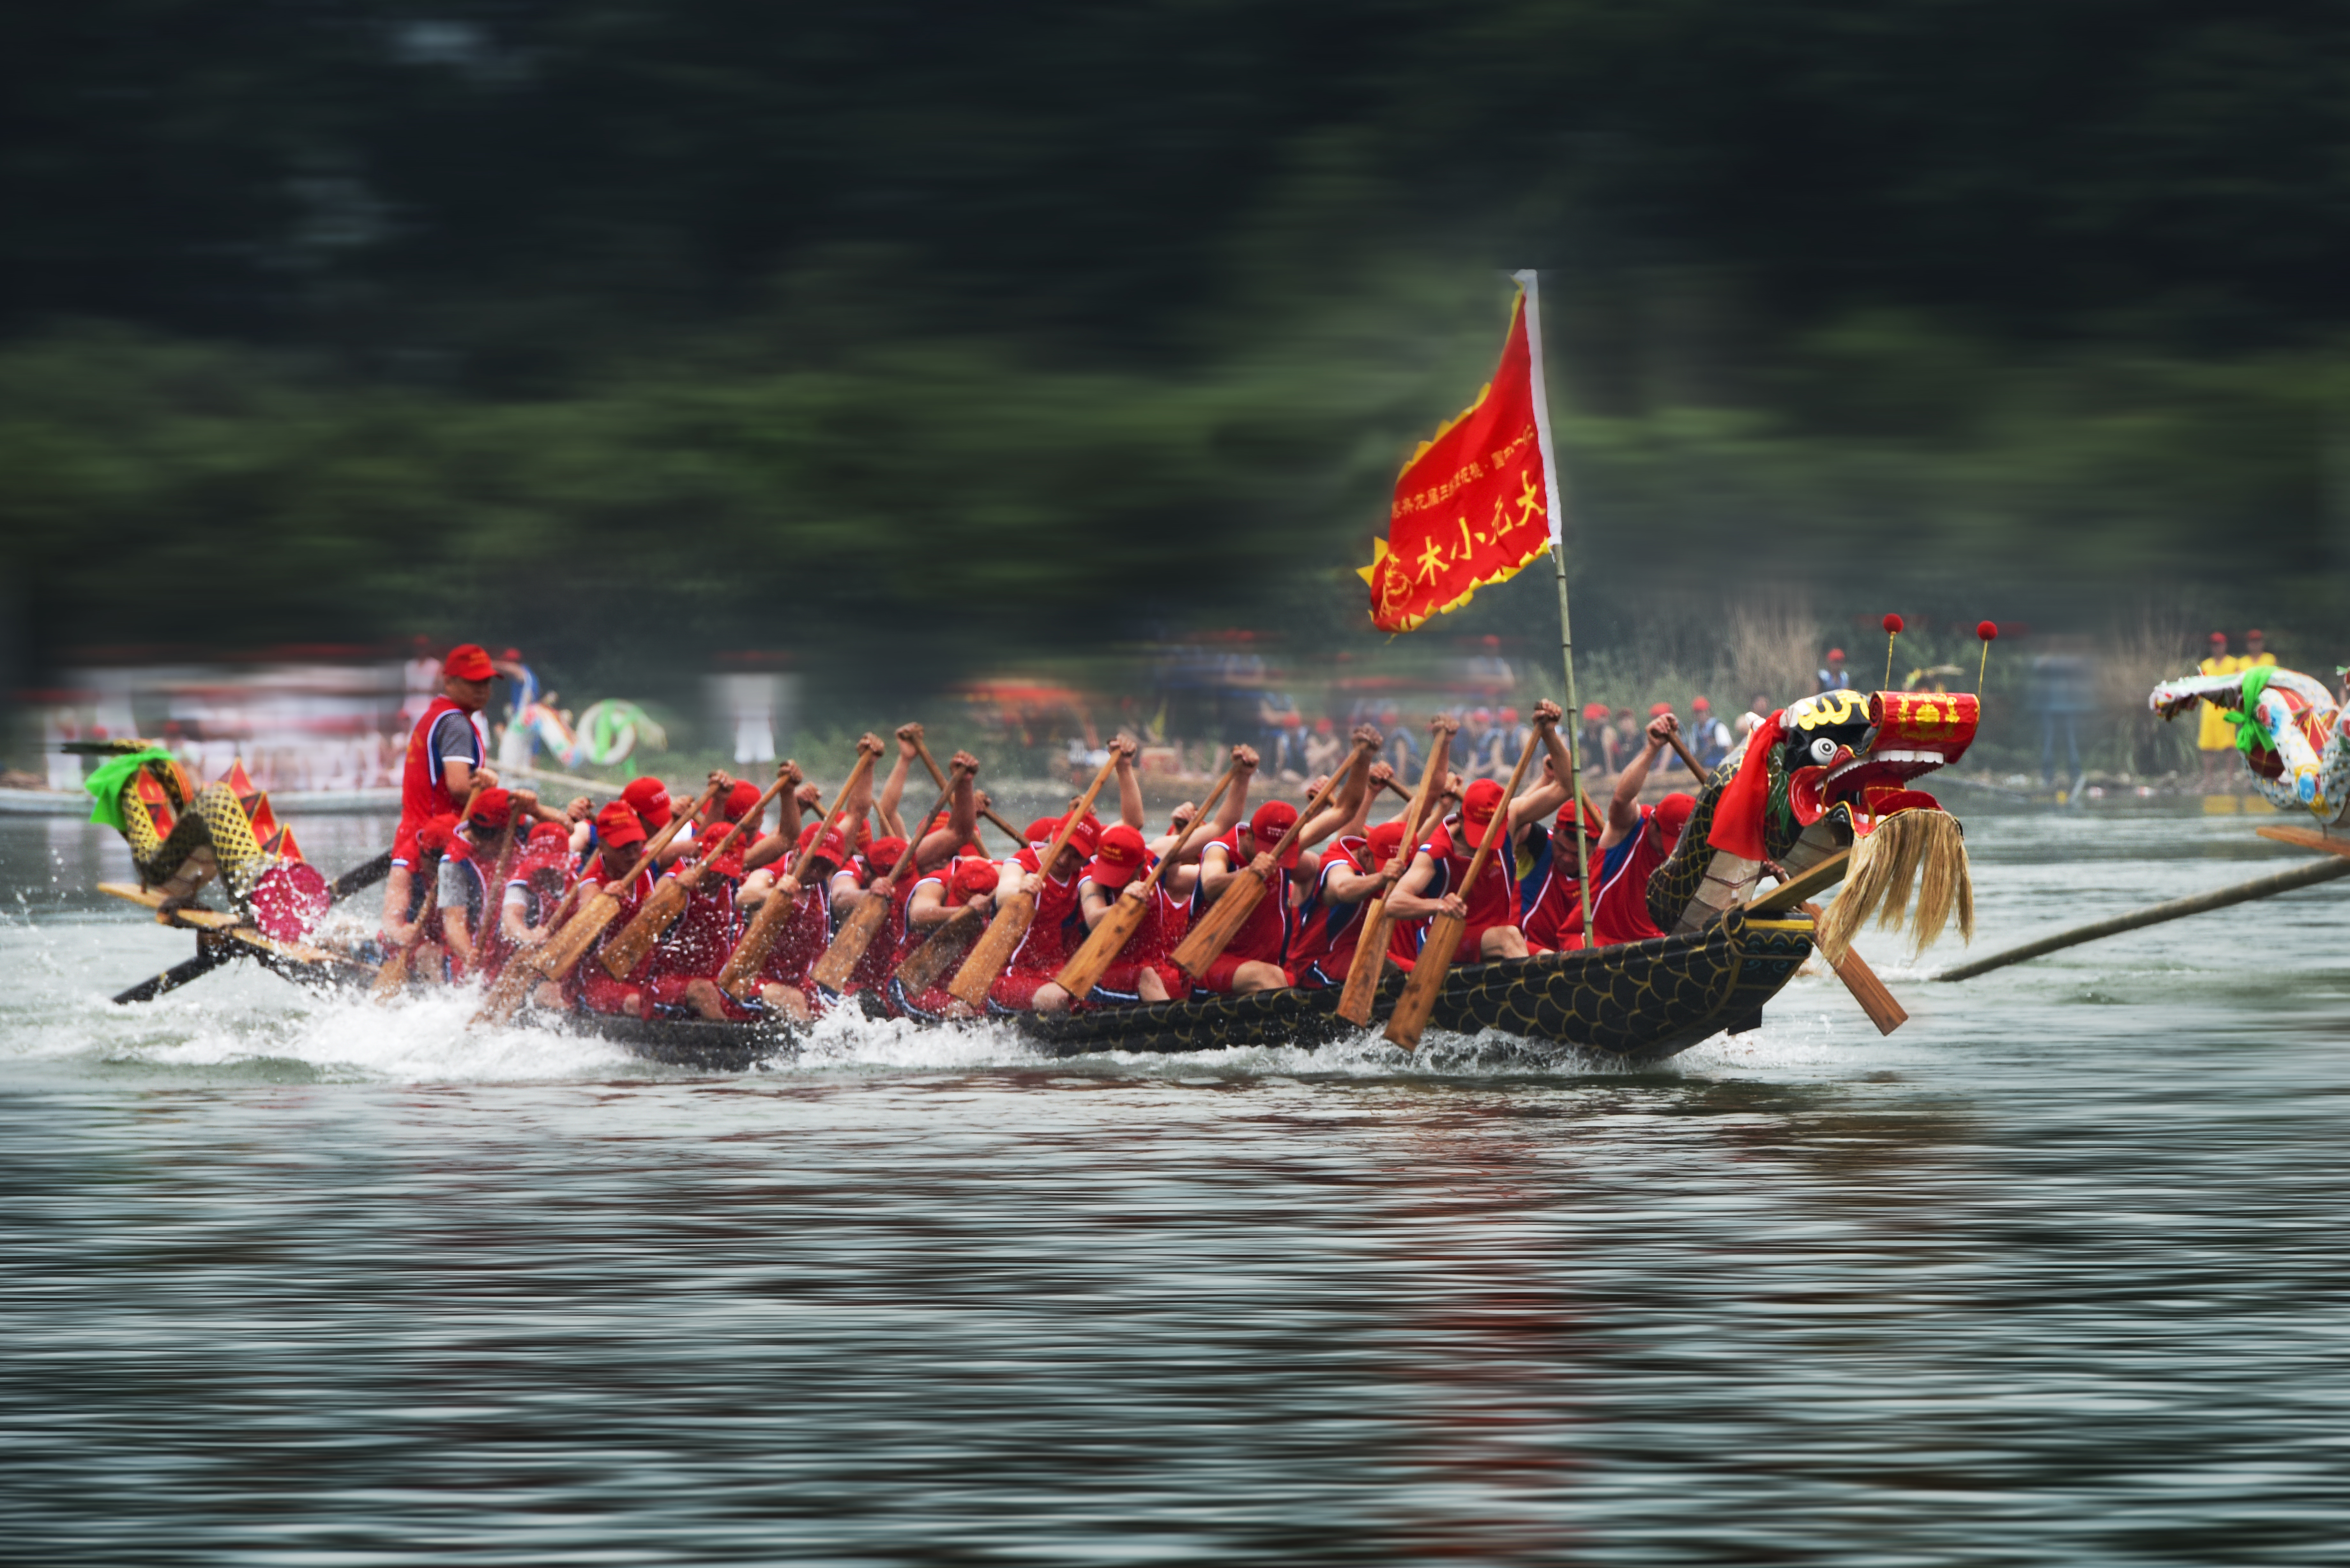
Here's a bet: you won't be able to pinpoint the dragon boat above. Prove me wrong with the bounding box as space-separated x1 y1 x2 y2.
77 688 1981 1066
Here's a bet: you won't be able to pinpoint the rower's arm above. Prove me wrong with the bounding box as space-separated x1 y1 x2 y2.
1510 707 1573 828
1196 843 1240 904
1606 717 1672 844
1079 881 1114 930
916 753 979 873
1217 746 1257 835
906 881 953 929
1382 850 1450 921
1113 739 1144 830
1321 859 1387 905
879 727 920 839
500 884 536 944
1299 728 1379 847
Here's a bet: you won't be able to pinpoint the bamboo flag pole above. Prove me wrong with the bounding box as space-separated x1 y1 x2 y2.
1515 268 1595 945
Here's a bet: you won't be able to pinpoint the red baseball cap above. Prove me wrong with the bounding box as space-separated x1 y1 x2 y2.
442 643 496 682
1248 801 1301 866
467 787 514 827
1459 778 1507 848
1366 818 1413 865
621 777 671 830
724 781 762 822
1088 825 1148 889
865 835 908 876
528 821 569 848
1827 648 1846 661
1555 798 1604 843
1691 697 1710 711
1581 702 1608 721
417 814 458 856
1650 792 1696 850
1499 707 1518 724
2208 631 2228 645
952 859 1000 900
1648 702 1673 717
1024 816 1059 846
595 801 647 849
1059 819 1100 863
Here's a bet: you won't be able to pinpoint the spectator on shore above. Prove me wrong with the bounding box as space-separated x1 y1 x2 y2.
2197 632 2237 788
1303 717 1343 778
1577 704 1611 779
1735 693 1772 742
1689 697 1732 769
1814 649 1851 694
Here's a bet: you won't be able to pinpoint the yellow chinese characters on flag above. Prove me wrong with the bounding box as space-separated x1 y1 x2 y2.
1359 288 1554 633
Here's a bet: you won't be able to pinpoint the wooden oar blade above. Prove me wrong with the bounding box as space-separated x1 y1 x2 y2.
1054 890 1150 998
532 890 619 981
809 894 889 991
1171 868 1265 979
1334 897 1394 1026
598 877 689 979
716 887 797 1001
896 905 982 992
473 955 541 1026
948 891 1035 1008
1383 910 1464 1049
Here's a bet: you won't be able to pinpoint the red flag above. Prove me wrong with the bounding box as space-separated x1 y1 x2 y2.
1359 288 1556 633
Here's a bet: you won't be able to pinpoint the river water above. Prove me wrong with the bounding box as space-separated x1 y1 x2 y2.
2 803 2345 1565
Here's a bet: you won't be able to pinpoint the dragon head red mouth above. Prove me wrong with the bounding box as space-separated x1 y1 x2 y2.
1785 690 1980 831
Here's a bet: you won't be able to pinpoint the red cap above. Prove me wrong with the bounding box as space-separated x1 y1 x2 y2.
865 835 908 876
1280 712 1301 728
1459 778 1507 848
1499 707 1518 724
1582 702 1608 721
620 777 671 830
1648 702 1672 717
417 814 458 856
595 801 647 849
795 820 851 868
2208 631 2227 644
1248 800 1301 866
1691 697 1710 711
724 781 762 822
527 821 569 848
501 646 522 662
1366 818 1412 865
1649 792 1696 850
467 787 514 827
1059 820 1100 862
1314 717 1334 734
1024 816 1059 846
1827 648 1846 661
442 643 497 682
1555 798 1604 843
952 859 1000 900
1087 825 1148 889
2248 628 2265 639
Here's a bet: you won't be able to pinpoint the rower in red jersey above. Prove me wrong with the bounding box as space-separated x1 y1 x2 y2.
1384 701 1573 965
893 856 1001 1019
1073 824 1196 1004
988 814 1099 1014
383 642 498 948
486 821 578 993
1284 759 1400 989
1186 733 1378 996
1587 710 1697 947
570 802 662 1017
734 820 851 1021
636 774 777 1022
1520 796 1607 954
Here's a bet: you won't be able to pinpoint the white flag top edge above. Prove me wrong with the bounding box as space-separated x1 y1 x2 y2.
1511 268 1564 550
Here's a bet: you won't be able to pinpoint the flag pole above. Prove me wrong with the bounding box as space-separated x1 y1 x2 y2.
1512 269 1594 939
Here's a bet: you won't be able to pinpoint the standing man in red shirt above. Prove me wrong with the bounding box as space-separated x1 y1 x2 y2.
382 643 499 948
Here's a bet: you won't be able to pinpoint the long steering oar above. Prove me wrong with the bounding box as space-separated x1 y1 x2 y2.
598 766 795 981
373 777 486 1001
718 741 884 1001
1658 728 1904 1034
809 759 968 991
516 778 724 997
1172 738 1375 981
947 751 1123 1009
1054 757 1243 1000
1337 718 1456 1027
909 734 1025 847
1385 723 1546 1050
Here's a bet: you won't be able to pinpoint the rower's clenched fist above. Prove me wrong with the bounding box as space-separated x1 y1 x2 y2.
708 769 733 792
1231 744 1259 771
1352 722 1383 751
777 759 802 786
1645 712 1680 746
1533 699 1562 727
1368 761 1395 790
858 733 886 756
795 782 822 812
895 723 924 755
1110 735 1137 761
950 749 979 775
1169 802 1197 832
564 795 593 823
1430 713 1460 734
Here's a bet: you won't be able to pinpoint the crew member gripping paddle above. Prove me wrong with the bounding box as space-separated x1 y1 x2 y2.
808 753 975 991
596 765 796 981
1053 754 1245 1000
515 778 724 994
946 750 1124 1010
373 776 486 1001
1335 716 1455 1026
717 737 886 1003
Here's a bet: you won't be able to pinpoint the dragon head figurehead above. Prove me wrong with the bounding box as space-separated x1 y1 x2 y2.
1648 689 1979 953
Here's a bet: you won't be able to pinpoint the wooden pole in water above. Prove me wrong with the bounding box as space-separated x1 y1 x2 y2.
1932 852 2350 983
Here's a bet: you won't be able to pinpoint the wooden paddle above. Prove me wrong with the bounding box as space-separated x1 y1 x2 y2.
1657 727 1904 1032
1384 723 1547 1050
99 882 372 973
909 734 1025 846
527 778 725 987
717 742 884 1001
1053 756 1244 999
470 879 589 1026
946 750 1123 1008
598 766 796 980
808 760 968 991
1337 719 1456 1027
373 778 486 999
1171 738 1375 981
894 902 988 993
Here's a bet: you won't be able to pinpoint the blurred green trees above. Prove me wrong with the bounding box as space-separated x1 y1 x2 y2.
6 0 2350 686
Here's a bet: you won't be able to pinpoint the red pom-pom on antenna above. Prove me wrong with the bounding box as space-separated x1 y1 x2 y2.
1882 613 1904 635
1977 621 1998 641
